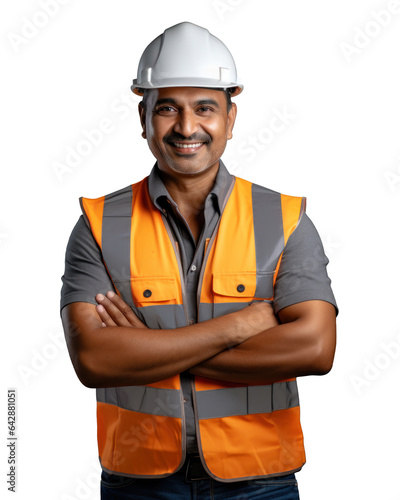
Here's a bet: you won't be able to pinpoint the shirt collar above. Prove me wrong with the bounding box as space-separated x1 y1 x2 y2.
147 160 233 215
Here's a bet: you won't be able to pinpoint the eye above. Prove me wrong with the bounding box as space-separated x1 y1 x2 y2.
197 106 213 113
155 106 177 115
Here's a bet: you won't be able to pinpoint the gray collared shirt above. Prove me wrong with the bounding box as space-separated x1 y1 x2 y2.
147 160 233 452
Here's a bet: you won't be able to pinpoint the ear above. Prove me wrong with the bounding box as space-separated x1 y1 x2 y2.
138 102 146 137
226 102 237 141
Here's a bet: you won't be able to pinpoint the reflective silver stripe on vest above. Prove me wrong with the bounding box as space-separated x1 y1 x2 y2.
97 386 181 418
136 304 187 330
196 381 299 420
251 184 284 298
102 185 135 307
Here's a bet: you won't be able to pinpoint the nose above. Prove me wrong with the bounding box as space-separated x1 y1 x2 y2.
173 109 199 138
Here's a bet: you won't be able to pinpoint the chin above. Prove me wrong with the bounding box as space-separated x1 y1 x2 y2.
165 161 215 176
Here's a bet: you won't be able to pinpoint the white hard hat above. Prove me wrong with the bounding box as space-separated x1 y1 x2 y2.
131 22 243 96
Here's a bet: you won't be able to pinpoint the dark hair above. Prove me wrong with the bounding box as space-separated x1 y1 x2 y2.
139 87 234 112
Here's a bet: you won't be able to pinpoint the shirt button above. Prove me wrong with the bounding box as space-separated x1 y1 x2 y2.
188 319 195 325
190 265 197 272
237 284 245 293
143 289 152 298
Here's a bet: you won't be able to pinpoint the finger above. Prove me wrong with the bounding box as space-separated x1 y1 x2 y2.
96 303 117 327
96 293 133 327
105 291 147 328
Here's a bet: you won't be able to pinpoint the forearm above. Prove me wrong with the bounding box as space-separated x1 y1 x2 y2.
190 301 337 384
190 324 321 384
62 301 268 388
82 321 237 387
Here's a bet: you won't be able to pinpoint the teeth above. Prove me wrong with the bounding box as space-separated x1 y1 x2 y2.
173 142 203 149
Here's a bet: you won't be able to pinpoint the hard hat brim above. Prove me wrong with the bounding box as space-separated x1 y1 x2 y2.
131 78 243 96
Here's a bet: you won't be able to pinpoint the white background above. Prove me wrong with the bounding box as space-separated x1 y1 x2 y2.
1 1 400 498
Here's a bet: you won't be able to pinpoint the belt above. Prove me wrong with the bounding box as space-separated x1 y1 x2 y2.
184 454 210 481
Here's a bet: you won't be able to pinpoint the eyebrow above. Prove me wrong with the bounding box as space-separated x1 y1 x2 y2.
154 97 220 109
196 99 220 108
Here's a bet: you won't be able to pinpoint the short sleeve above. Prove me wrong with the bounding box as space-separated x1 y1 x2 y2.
60 215 115 311
273 213 338 315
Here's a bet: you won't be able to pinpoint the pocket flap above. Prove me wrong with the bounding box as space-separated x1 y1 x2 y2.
131 277 177 304
212 273 257 298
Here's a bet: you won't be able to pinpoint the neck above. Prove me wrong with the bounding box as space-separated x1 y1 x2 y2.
158 162 220 213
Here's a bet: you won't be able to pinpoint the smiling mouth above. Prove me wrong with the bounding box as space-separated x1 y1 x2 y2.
170 142 205 152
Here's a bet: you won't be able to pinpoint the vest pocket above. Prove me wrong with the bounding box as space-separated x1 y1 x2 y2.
212 272 257 301
212 271 275 317
212 272 257 317
130 277 178 307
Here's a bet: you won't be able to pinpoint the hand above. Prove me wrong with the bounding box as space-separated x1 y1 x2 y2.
95 291 147 328
235 300 279 339
251 300 279 330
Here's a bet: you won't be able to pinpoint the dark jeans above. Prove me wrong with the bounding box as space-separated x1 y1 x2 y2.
100 469 300 499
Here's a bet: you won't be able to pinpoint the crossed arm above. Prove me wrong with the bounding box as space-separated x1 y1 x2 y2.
190 299 336 384
61 292 336 388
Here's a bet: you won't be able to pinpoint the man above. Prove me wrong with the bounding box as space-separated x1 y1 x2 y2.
61 22 337 499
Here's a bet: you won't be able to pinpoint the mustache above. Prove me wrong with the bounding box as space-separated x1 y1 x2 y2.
163 133 211 144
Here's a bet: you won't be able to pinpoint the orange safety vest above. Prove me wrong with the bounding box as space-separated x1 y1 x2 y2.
80 174 307 482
